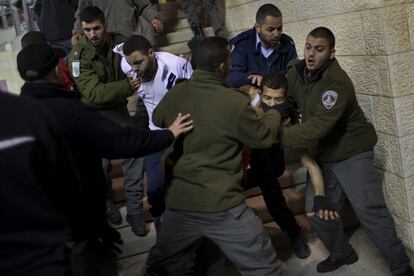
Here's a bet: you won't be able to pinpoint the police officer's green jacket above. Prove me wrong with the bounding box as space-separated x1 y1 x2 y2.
153 70 281 212
282 59 377 162
67 34 132 110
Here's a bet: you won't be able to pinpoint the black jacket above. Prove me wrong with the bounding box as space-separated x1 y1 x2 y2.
34 0 78 42
20 82 174 240
0 92 79 275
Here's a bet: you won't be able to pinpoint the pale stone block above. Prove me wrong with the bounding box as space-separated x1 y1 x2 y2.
225 3 258 32
395 95 414 137
408 5 414 49
382 0 414 6
284 22 309 58
270 0 298 23
226 0 257 9
356 94 376 125
286 13 366 56
400 136 414 178
381 6 411 54
362 9 387 55
376 56 393 97
336 56 382 96
388 51 414 97
373 97 398 135
382 171 409 220
406 175 414 220
226 0 297 30
374 133 403 176
294 0 382 21
393 215 414 250
324 13 366 56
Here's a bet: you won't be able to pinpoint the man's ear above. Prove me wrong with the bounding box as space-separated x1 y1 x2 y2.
148 48 154 57
330 48 336 59
218 62 225 73
254 22 260 33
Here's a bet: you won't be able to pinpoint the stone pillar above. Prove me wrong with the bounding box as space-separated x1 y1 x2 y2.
225 0 414 250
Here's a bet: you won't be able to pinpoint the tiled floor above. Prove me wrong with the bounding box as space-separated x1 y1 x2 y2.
115 206 414 276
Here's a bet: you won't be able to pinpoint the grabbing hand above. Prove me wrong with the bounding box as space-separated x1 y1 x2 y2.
248 74 263 87
307 196 340 220
71 32 81 46
128 76 141 90
168 113 193 138
151 18 164 32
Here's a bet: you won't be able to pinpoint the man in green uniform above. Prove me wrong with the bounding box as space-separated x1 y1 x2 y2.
282 27 413 276
67 6 148 236
144 37 282 275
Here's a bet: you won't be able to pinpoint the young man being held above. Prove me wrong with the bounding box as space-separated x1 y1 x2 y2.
117 34 193 235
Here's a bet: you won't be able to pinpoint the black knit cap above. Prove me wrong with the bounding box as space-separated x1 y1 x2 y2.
17 43 60 81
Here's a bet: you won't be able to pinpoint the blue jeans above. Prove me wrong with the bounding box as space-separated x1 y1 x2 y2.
146 150 166 217
103 157 145 215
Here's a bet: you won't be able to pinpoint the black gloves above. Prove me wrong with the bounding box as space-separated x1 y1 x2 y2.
312 196 340 220
312 196 335 213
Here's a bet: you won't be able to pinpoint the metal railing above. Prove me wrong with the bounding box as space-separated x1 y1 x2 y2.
0 0 35 41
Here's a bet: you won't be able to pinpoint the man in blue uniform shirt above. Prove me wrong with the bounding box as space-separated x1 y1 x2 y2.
227 3 297 90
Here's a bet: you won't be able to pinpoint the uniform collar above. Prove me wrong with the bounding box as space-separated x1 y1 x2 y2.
192 70 228 87
253 28 290 55
304 59 334 83
294 59 336 84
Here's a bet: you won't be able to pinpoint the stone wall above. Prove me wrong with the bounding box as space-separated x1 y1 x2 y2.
0 48 22 95
225 0 414 250
0 32 24 95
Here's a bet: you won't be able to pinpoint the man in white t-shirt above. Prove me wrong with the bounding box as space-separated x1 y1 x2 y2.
115 35 193 233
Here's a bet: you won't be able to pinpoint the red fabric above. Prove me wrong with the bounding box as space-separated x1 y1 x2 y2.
58 59 74 92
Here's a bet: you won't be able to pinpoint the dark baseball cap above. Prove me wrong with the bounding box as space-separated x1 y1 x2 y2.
17 43 60 81
21 31 66 58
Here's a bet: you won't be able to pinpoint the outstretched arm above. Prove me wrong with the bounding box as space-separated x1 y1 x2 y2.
296 147 339 220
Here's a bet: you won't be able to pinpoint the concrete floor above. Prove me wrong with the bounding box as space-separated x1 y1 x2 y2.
114 206 413 276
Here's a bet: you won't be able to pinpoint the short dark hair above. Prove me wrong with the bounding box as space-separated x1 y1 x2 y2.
256 4 282 24
194 37 229 72
79 6 105 24
261 73 287 93
308 27 336 49
123 35 152 56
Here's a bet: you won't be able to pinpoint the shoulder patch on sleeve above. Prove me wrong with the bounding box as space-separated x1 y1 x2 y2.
322 90 338 109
